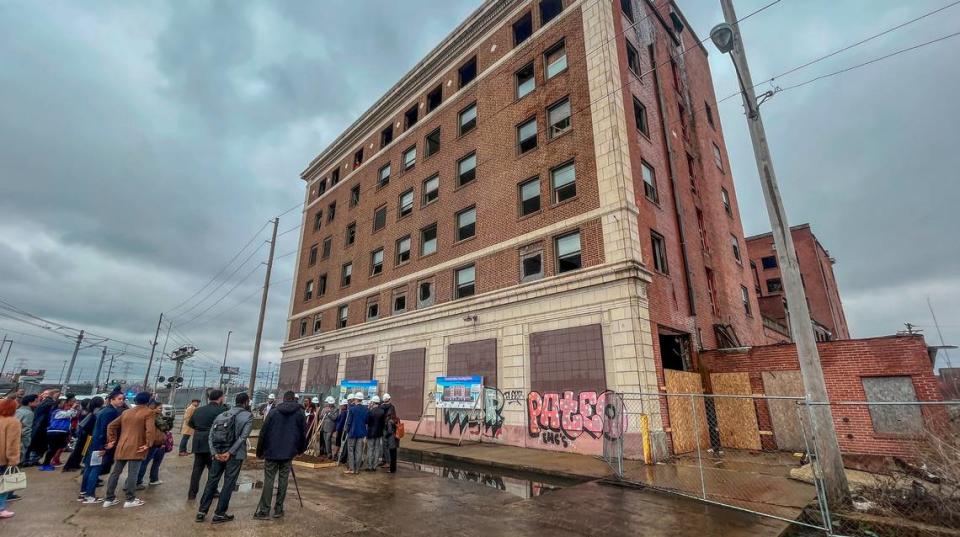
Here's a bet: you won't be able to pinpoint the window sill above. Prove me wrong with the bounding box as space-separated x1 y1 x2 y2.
518 209 542 222
456 126 477 140
644 196 662 209
637 130 653 144
395 260 411 268
516 146 539 159
547 128 573 144
421 198 439 209
370 271 384 279
419 251 438 260
398 212 413 222
546 67 569 81
550 195 578 209
454 235 476 246
454 179 476 192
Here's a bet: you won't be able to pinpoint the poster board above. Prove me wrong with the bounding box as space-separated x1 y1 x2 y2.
434 376 484 409
339 379 378 401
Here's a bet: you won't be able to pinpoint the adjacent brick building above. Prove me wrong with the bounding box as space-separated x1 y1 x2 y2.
746 223 850 342
279 0 770 455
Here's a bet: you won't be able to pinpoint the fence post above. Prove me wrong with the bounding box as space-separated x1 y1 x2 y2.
690 394 707 500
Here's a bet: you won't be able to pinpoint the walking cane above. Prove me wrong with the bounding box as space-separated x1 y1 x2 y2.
289 465 304 508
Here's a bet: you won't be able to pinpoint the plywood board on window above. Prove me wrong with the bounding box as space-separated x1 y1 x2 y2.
710 372 762 451
761 370 806 451
664 369 709 455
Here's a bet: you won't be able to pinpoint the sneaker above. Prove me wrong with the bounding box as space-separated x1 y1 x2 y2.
6 494 21 502
149 480 163 486
0 510 14 519
211 514 235 524
135 484 146 491
123 498 145 508
195 512 206 523
253 511 270 520
272 510 284 519
38 465 55 472
102 499 121 508
77 494 86 502
82 497 104 505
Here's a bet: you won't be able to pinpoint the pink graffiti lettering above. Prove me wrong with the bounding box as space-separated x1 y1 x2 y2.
528 390 615 443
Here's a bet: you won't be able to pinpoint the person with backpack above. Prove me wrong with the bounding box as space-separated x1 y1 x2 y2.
196 392 252 524
186 390 228 501
103 392 156 509
136 400 171 488
80 391 125 504
39 396 78 471
254 391 305 520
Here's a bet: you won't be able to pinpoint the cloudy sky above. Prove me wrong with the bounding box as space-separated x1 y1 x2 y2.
0 0 957 388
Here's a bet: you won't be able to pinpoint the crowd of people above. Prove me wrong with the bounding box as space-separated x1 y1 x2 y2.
0 385 405 524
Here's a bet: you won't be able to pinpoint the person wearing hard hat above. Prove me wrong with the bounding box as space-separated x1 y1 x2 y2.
380 393 395 468
334 398 349 464
319 396 338 459
304 398 318 443
259 394 276 418
343 393 368 475
365 395 386 472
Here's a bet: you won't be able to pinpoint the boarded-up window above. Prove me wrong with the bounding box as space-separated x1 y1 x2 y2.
305 354 339 399
447 339 497 387
530 324 605 393
277 359 304 393
862 376 923 435
344 354 374 380
388 349 426 420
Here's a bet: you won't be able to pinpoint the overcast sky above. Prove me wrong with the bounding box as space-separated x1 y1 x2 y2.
0 0 957 388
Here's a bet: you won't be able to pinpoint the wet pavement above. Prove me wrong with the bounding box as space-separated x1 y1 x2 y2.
2 450 791 536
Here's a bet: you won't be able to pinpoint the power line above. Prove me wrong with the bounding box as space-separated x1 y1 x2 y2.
173 261 265 329
167 241 267 323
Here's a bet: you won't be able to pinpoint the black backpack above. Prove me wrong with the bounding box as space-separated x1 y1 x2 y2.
210 410 238 452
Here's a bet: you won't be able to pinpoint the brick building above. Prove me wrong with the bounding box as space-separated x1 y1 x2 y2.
279 0 768 456
746 223 850 342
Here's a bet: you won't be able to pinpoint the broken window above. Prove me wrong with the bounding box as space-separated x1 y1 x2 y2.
381 124 394 148
766 278 783 293
513 11 533 47
459 56 477 88
417 280 435 308
427 85 443 113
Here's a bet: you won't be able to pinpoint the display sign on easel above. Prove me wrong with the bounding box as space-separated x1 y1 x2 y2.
339 379 378 400
434 376 484 409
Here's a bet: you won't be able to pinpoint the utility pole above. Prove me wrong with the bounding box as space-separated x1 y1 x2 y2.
62 330 84 393
143 313 164 387
219 330 233 389
153 321 172 391
0 337 13 378
92 346 107 395
713 0 848 505
59 360 68 385
927 297 953 369
249 217 278 395
167 345 197 405
202 370 207 390
105 354 117 388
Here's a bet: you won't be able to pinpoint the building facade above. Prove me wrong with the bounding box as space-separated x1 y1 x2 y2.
280 0 766 457
745 223 850 341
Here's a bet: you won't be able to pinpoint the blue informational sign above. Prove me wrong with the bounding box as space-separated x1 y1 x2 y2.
435 376 484 409
339 379 379 401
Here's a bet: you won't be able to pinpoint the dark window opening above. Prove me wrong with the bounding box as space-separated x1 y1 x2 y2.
371 249 384 276
766 278 783 293
313 211 323 231
318 274 327 296
705 101 715 127
345 222 356 246
381 124 394 148
313 314 322 333
318 179 327 195
521 251 543 281
308 245 318 266
540 0 563 25
299 319 308 337
353 148 364 168
350 184 360 206
761 256 778 269
633 97 649 136
513 11 533 46
417 281 435 308
331 168 340 185
425 128 441 157
626 40 641 76
427 85 443 112
651 231 668 274
328 201 337 221
659 332 692 371
620 0 634 21
322 237 332 259
393 294 406 314
459 56 477 88
404 104 419 130
367 302 379 320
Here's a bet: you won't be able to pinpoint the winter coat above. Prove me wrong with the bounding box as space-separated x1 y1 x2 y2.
320 406 339 433
0 416 22 467
15 406 33 455
384 418 399 450
106 404 157 461
30 398 57 445
366 406 386 439
47 407 78 434
345 404 369 439
89 406 122 452
189 402 229 455
256 401 306 461
181 404 198 435
335 407 348 433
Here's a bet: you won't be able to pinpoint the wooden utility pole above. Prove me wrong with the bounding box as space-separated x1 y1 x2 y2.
219 330 233 389
249 218 278 396
62 330 84 393
92 346 107 394
143 313 164 388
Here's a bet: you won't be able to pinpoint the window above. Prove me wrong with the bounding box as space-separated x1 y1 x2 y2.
545 39 567 78
345 222 356 246
459 56 477 88
540 0 563 25
751 261 761 293
353 147 364 168
706 269 719 315
341 262 352 287
712 142 724 171
322 237 332 259
427 85 443 113
456 207 476 241
417 280 435 308
620 0 634 21
403 145 416 170
766 278 783 293
318 178 327 195
304 279 314 301
548 98 571 138
327 201 337 222
367 301 379 321
555 231 582 273
422 175 439 205
687 153 697 192
420 224 437 256
551 161 576 202
705 101 715 127
520 177 541 215
425 128 441 157
318 274 327 296
626 40 641 76
332 169 342 187
670 59 681 88
741 285 752 315
761 255 778 269
678 102 688 139
721 187 731 215
731 234 742 263
299 318 308 337
371 249 384 276
633 97 649 136
459 103 477 135
313 314 322 333
651 232 668 274
513 11 533 46
350 184 360 207
313 211 323 231
396 236 411 265
862 377 924 435
516 63 535 99
373 205 387 232
641 161 658 203
517 117 538 153
521 249 544 282
455 265 476 299
337 305 348 329
404 104 419 130
393 293 407 314
378 163 391 187
308 244 318 266
457 152 476 186
380 124 394 148
696 209 708 252
398 189 414 218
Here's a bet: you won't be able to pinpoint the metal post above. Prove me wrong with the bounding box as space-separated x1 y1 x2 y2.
716 0 848 505
202 370 207 390
219 330 232 389
105 354 116 388
690 395 707 500
143 313 164 387
0 338 13 378
62 330 84 393
168 359 185 406
153 322 172 391
249 218 278 395
92 346 107 395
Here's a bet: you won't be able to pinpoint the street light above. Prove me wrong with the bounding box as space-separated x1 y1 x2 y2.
709 22 735 53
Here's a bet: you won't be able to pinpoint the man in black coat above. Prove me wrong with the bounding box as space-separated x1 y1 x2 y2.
187 389 228 500
254 391 306 519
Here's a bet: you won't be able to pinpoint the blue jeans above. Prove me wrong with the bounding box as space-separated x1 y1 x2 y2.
136 446 165 485
81 450 112 497
0 465 7 509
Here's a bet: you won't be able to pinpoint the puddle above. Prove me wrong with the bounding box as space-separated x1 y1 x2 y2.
405 461 568 499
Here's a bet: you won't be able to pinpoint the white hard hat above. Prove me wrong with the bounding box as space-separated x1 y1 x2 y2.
382 393 392 402
268 393 276 399
311 397 320 404
338 399 348 406
325 396 336 405
371 395 381 403
354 392 365 400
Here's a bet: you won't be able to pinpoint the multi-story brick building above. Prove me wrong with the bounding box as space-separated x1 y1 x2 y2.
746 223 850 342
279 0 767 456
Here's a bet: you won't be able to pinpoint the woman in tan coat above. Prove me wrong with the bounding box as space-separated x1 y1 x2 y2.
102 392 157 508
179 399 199 456
0 398 23 519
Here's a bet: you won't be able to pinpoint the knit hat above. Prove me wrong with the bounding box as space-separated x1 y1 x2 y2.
134 392 152 405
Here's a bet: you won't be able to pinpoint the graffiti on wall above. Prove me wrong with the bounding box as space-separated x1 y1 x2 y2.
527 390 624 448
442 387 504 438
